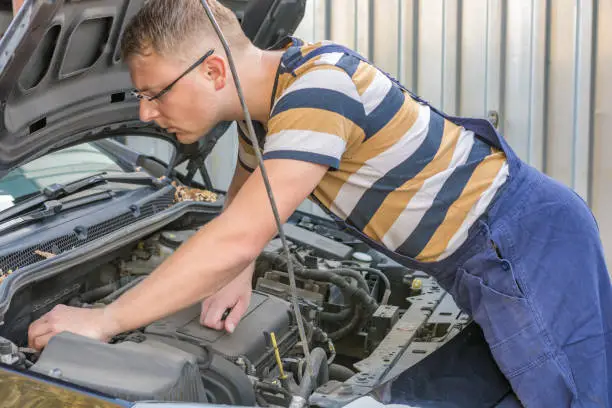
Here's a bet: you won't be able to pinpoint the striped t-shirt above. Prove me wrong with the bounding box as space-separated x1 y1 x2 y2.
238 37 509 263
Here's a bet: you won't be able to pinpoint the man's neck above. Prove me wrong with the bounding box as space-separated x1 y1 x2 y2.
228 47 284 125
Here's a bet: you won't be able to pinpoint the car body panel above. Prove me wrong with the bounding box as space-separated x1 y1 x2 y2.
0 0 306 178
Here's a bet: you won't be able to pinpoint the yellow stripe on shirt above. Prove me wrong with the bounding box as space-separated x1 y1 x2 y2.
361 120 463 241
415 151 507 262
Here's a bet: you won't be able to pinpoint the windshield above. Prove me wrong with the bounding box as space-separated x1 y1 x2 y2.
0 142 128 211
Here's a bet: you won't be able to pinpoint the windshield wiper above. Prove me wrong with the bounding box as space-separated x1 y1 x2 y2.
0 190 116 235
0 172 167 224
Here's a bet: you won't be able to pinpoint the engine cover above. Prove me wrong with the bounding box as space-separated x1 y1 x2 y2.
145 291 297 374
31 332 210 403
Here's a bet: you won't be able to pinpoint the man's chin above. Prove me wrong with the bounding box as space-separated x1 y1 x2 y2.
174 132 200 144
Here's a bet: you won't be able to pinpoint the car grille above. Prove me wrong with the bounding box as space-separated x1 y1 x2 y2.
0 191 175 273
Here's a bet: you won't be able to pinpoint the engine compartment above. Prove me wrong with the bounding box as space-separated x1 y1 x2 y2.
0 211 470 407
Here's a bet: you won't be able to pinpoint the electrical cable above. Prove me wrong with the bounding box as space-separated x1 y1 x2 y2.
198 0 312 374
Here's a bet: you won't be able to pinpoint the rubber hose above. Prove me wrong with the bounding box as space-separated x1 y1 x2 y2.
80 276 137 304
351 266 392 304
341 262 392 305
300 269 378 315
298 347 329 399
329 364 356 382
324 268 370 292
327 306 362 340
261 252 378 319
99 276 146 304
319 307 352 322
255 381 293 399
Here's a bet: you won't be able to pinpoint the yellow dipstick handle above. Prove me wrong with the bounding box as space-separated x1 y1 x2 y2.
270 332 287 380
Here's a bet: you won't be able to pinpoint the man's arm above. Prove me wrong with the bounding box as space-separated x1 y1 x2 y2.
28 159 328 349
199 158 255 332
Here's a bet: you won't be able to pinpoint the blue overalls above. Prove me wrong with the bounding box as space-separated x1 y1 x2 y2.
293 43 612 407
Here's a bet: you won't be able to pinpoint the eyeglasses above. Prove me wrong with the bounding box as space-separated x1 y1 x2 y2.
130 49 215 102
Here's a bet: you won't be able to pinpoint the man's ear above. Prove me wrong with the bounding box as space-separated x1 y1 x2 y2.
202 55 227 91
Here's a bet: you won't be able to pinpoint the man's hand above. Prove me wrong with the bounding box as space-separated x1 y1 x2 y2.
200 263 254 333
28 304 121 351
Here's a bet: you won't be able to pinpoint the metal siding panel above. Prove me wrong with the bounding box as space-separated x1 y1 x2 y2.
400 0 417 90
313 0 329 42
592 0 612 266
442 0 460 114
355 0 371 58
293 0 316 40
373 0 400 77
416 0 444 107
503 0 536 161
527 0 549 171
572 1 596 200
546 0 577 187
485 0 504 132
460 0 488 117
330 0 356 47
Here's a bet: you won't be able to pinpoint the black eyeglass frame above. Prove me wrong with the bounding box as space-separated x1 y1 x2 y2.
131 49 215 102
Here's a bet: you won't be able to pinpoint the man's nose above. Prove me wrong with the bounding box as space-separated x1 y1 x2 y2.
139 99 160 123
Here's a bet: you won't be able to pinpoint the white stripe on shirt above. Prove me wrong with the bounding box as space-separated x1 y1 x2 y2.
381 132 477 250
264 129 347 159
329 105 431 218
361 69 393 115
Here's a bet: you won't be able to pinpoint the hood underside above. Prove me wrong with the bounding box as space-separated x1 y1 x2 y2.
0 0 305 178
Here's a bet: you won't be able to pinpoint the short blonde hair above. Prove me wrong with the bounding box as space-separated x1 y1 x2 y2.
120 0 252 61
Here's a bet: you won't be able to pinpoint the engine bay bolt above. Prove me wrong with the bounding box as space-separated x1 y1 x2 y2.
0 338 12 355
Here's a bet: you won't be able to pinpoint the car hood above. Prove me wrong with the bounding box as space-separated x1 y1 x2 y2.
0 0 304 178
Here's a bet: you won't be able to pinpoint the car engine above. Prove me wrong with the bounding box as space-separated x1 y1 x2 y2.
0 212 470 407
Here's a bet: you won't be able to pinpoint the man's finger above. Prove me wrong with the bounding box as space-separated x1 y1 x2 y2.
28 319 52 349
224 298 248 334
33 332 55 352
200 299 211 325
203 302 228 330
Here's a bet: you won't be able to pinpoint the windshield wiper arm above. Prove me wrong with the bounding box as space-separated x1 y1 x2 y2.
0 190 115 235
0 172 167 224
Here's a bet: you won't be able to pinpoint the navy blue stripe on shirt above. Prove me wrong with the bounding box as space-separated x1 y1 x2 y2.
336 54 361 77
263 150 341 169
395 139 493 257
347 110 446 230
365 85 406 140
270 88 367 132
285 44 352 70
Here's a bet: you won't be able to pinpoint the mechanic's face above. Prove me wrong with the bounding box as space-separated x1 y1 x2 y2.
128 50 228 144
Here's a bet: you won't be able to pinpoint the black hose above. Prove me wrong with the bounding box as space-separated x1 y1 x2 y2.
319 307 352 322
80 281 121 303
255 394 270 407
255 381 293 399
298 347 329 399
300 269 378 315
261 252 379 314
341 262 392 305
323 268 369 292
98 276 146 304
329 364 356 382
327 306 362 340
261 252 378 337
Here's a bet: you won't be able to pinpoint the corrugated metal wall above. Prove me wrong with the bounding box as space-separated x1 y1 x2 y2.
197 0 612 264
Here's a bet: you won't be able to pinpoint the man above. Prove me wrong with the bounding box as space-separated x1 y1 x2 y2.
27 0 611 406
